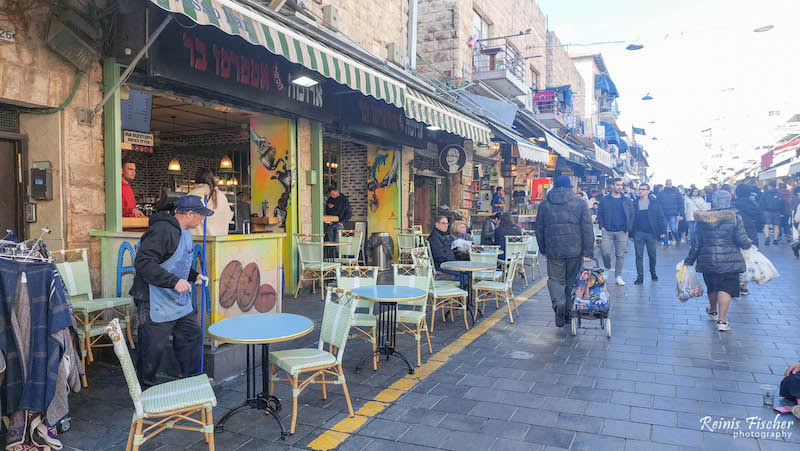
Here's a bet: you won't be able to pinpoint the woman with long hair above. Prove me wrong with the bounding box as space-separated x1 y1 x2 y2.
187 167 234 236
495 213 522 254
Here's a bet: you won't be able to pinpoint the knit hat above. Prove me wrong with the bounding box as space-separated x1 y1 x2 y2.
711 190 732 211
553 175 572 189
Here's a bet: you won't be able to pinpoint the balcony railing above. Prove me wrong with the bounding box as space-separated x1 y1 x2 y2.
472 37 526 84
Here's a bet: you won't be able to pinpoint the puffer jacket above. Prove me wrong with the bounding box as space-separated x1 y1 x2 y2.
684 209 751 274
732 197 761 243
534 187 594 259
427 228 455 269
658 187 685 217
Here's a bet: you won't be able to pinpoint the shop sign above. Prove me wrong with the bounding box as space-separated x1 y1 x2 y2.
546 152 558 171
440 145 467 174
356 99 424 140
123 130 154 147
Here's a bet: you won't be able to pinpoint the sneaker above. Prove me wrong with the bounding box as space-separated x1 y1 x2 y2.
651 273 659 281
717 320 730 331
616 276 625 286
764 239 770 246
634 276 644 285
706 307 718 320
773 239 779 245
555 304 566 327
792 243 800 258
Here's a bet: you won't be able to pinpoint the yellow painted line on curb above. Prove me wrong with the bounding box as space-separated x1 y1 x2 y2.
308 278 548 450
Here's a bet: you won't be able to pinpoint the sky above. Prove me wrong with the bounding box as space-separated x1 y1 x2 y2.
538 0 800 185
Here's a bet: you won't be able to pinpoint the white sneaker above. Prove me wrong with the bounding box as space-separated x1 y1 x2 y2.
705 307 718 320
717 320 730 331
616 276 625 286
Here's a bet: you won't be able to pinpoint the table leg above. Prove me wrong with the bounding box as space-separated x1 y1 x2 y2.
466 272 478 326
355 302 414 375
215 344 288 439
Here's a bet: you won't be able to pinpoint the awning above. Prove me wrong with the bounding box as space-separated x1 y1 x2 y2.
149 0 405 108
600 122 620 145
790 158 800 175
595 74 618 98
487 121 549 164
405 87 491 144
758 162 791 181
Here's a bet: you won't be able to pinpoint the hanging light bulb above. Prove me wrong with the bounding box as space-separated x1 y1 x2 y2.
232 177 238 186
220 155 233 170
168 158 181 172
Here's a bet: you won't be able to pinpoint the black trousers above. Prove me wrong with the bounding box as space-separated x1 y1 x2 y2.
634 231 658 277
136 303 202 389
546 257 583 311
780 371 800 399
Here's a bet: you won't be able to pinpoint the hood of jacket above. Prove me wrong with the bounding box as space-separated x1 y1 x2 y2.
694 209 735 226
149 212 181 231
546 187 575 205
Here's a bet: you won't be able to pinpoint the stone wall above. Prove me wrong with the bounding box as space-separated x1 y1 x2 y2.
547 32 586 119
337 139 368 221
306 0 409 63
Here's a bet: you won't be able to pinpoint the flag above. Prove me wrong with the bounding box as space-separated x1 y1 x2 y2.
633 127 646 135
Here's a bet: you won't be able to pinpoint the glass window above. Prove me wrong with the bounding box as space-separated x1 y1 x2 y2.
472 10 489 40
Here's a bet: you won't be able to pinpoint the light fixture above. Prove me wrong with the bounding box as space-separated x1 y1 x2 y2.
326 162 331 168
167 158 181 172
537 136 546 142
642 93 653 100
120 84 131 100
753 25 774 33
426 125 442 131
625 43 644 51
220 155 233 170
290 75 318 87
232 177 238 186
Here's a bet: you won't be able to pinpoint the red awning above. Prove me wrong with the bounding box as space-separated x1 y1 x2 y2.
774 138 800 152
761 150 773 169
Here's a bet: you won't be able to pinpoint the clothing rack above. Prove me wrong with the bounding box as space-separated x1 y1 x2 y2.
0 228 53 263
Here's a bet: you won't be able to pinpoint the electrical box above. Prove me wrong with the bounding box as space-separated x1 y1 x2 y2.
387 43 404 67
30 162 53 201
322 5 339 31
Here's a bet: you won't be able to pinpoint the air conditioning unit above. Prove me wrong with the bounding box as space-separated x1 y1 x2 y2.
46 19 98 73
387 42 404 67
322 5 339 31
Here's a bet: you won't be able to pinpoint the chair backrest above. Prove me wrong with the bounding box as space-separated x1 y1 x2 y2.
55 248 93 301
410 247 431 267
336 266 379 311
522 232 539 256
318 291 358 364
469 248 499 280
503 259 519 290
395 228 418 251
471 229 482 245
338 229 363 258
296 234 324 266
106 318 144 417
392 264 432 310
412 225 423 233
504 236 529 263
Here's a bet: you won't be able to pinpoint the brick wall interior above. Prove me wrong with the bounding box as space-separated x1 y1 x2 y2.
336 139 369 221
123 143 249 203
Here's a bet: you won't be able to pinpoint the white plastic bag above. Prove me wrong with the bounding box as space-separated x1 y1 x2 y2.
741 247 779 285
676 262 704 302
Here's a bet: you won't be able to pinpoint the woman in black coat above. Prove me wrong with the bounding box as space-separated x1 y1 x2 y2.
684 191 751 332
495 213 522 254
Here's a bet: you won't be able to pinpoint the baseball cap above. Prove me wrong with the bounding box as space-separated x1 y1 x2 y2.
176 195 214 216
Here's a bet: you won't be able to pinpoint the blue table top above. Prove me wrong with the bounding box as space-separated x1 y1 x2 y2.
351 285 426 303
208 313 314 344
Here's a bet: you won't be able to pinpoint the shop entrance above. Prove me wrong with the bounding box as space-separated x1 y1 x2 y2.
413 175 448 233
0 139 23 238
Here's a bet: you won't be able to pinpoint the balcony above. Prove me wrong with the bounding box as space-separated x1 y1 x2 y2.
472 38 527 97
599 97 620 123
532 91 571 130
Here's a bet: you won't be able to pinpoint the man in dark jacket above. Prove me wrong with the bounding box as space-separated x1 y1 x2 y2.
759 181 785 246
631 184 666 284
778 182 792 242
684 190 751 332
130 195 213 388
597 178 634 285
534 176 594 327
324 185 352 256
733 184 761 245
480 213 500 245
428 216 465 285
657 179 685 247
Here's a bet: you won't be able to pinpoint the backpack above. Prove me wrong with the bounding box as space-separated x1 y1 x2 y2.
766 192 785 212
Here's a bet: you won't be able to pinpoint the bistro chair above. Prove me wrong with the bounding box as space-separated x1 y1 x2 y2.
521 230 543 280
471 229 482 245
410 246 459 291
391 264 433 366
427 260 469 333
411 225 423 233
269 291 357 435
106 319 216 451
335 266 380 370
395 228 418 263
475 259 520 324
56 248 135 387
469 245 502 282
503 236 531 286
334 229 364 265
295 234 340 300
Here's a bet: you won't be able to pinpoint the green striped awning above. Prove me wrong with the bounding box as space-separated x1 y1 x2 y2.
149 0 405 108
405 87 491 144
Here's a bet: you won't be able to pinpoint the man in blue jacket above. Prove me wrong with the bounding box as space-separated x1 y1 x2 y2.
597 178 634 285
657 179 685 248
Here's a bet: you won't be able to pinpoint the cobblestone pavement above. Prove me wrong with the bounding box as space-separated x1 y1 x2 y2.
62 241 800 450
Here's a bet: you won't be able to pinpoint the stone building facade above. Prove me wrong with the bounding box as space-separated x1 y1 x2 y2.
546 31 586 120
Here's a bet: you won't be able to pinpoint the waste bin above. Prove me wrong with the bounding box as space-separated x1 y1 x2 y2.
367 232 393 270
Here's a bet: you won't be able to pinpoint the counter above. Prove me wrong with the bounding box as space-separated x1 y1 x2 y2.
90 231 286 326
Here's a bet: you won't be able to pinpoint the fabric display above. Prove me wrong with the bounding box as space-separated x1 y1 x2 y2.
0 258 83 449
740 247 779 286
676 262 704 302
571 269 610 313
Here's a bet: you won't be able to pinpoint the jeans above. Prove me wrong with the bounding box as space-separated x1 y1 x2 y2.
600 230 628 276
634 231 658 277
137 303 202 389
781 371 800 399
687 221 697 243
664 216 680 246
326 223 344 258
546 257 583 311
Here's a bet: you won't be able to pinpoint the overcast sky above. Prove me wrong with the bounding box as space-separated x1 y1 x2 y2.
539 0 800 185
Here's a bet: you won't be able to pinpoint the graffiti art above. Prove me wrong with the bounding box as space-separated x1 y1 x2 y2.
219 260 243 308
254 283 277 313
236 262 261 312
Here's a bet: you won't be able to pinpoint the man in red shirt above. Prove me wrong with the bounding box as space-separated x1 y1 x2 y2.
122 160 145 218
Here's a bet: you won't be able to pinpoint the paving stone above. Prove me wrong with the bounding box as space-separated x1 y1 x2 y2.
652 395 698 413
651 425 703 447
623 439 680 451
431 397 479 414
498 392 546 409
358 418 412 441
395 392 443 408
583 401 630 420
540 397 588 414
630 406 677 426
440 430 498 450
530 382 571 397
601 418 652 441
610 391 653 408
570 432 626 451
436 413 488 432
522 425 575 448
396 407 447 427
396 424 448 448
479 418 532 440
594 377 636 392
676 386 720 402
493 378 535 393
510 407 559 427
490 438 544 451
553 413 603 433
464 387 506 402
634 382 676 397
568 386 612 402
469 401 517 420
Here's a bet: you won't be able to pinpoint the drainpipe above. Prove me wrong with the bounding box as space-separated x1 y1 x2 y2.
407 0 419 70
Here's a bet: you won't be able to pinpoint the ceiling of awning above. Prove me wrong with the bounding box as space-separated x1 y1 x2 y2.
405 87 492 144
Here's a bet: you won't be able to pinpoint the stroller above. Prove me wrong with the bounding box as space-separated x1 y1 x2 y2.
569 260 611 337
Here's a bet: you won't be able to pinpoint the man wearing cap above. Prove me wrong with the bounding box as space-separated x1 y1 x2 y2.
130 195 213 389
535 176 594 327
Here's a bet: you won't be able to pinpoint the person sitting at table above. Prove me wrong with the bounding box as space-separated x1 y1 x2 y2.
428 215 466 286
495 212 522 254
449 220 472 260
325 185 352 257
480 213 501 245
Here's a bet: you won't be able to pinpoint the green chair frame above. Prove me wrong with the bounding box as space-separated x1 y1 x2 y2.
295 234 340 300
475 259 521 324
391 264 433 366
336 266 380 370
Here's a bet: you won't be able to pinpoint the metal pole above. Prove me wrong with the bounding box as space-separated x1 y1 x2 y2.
407 0 418 70
200 195 208 372
90 14 173 121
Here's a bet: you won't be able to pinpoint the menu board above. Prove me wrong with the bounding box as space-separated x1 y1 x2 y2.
121 89 152 133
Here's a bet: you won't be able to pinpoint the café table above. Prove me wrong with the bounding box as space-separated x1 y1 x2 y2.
209 313 313 439
440 261 495 325
351 285 426 375
323 241 349 261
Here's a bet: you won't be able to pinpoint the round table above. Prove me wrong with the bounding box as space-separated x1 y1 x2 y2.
209 313 313 438
440 261 495 324
351 286 426 375
324 241 349 261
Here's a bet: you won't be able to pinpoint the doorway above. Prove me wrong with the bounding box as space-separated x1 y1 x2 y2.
0 139 24 239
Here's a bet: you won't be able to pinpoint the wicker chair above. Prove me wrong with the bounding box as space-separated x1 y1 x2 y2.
269 292 357 435
410 246 459 291
521 231 543 280
333 229 364 265
390 264 433 366
475 259 520 324
106 319 216 451
395 228 418 263
336 266 380 370
503 235 531 286
469 245 502 282
295 234 340 300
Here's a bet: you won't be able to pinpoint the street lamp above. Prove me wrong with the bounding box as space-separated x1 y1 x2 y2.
753 25 774 33
642 93 653 101
626 43 644 50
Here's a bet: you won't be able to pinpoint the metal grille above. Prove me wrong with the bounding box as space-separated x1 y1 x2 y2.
0 107 20 132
